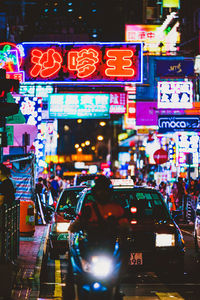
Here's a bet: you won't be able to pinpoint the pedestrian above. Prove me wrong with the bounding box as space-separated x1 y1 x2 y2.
49 175 60 205
0 163 15 206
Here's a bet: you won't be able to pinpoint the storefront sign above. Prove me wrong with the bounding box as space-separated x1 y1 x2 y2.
49 93 110 119
125 12 180 54
0 42 25 82
157 81 193 109
156 59 194 77
21 42 143 84
110 92 127 114
158 115 200 133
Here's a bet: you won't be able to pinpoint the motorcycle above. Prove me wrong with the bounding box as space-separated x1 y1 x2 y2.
68 221 128 300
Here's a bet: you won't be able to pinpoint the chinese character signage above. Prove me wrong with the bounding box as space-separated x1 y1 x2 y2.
125 12 180 54
177 133 199 166
49 93 110 119
110 92 127 114
0 42 25 82
157 81 193 109
158 115 200 133
156 59 194 77
21 42 143 84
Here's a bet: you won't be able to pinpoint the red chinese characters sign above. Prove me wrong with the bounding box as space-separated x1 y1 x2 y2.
21 42 143 84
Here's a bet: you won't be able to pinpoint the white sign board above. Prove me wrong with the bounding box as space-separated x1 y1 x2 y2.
157 81 193 109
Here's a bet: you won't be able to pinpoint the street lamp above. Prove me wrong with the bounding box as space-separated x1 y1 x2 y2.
97 135 104 141
85 140 90 146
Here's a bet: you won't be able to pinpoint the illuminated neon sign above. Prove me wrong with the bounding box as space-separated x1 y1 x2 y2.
125 12 180 54
0 43 25 82
49 93 110 119
21 42 143 84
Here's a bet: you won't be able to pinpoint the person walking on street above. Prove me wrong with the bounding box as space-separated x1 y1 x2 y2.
0 163 15 206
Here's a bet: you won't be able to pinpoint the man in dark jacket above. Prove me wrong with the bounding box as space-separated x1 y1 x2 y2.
0 163 15 206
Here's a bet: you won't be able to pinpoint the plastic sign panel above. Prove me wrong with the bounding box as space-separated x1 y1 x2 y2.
110 92 127 114
125 12 180 54
177 133 199 166
158 115 200 133
20 42 143 84
157 81 193 109
156 59 194 77
0 42 25 82
49 93 110 119
163 0 180 8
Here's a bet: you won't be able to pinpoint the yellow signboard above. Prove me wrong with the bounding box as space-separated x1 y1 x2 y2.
163 0 180 8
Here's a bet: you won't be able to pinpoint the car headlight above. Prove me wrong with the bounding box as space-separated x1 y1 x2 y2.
54 222 70 233
155 233 175 247
81 256 113 278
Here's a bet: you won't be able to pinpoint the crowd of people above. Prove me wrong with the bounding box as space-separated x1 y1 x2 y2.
34 173 200 225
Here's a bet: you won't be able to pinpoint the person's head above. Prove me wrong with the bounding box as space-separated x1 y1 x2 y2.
0 163 10 181
91 175 113 205
38 177 43 183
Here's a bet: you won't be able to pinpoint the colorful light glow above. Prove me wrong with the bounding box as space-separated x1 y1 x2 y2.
105 49 135 77
30 48 63 78
68 48 99 78
21 42 143 84
0 42 23 66
125 13 180 54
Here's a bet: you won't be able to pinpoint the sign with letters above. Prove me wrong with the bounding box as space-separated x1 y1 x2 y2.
156 59 194 77
21 42 143 84
158 115 200 133
157 81 193 109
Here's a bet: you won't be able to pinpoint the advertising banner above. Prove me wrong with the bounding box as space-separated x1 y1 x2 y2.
158 115 200 133
156 59 194 77
49 93 110 119
157 81 193 109
21 42 143 84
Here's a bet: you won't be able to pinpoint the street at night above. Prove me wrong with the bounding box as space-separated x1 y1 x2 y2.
38 225 200 300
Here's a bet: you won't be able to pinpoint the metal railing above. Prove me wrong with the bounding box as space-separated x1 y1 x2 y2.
0 201 20 263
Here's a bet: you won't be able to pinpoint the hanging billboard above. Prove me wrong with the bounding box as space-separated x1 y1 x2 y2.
49 93 110 119
20 42 143 84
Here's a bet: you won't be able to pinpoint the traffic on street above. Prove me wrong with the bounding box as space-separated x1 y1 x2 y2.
1 1 200 300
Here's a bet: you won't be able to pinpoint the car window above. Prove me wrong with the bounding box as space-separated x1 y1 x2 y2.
57 189 83 211
113 190 170 222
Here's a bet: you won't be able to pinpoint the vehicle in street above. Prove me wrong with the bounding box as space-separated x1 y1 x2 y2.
47 185 87 259
69 179 185 278
194 200 200 252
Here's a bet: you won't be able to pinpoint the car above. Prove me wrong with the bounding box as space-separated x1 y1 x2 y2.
47 185 87 259
194 200 200 252
70 179 185 276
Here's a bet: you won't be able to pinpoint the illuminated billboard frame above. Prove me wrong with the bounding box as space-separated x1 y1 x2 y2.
49 93 110 119
21 42 143 84
157 81 193 109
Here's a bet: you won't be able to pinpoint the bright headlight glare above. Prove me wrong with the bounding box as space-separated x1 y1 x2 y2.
56 222 70 232
156 233 175 247
81 256 113 278
91 256 112 278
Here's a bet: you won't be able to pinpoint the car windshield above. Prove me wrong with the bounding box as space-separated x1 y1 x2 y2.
113 190 171 222
57 189 83 211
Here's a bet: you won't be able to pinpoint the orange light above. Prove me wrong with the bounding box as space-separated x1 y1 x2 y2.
105 49 135 77
30 48 63 78
131 220 137 224
68 48 99 78
130 207 137 213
